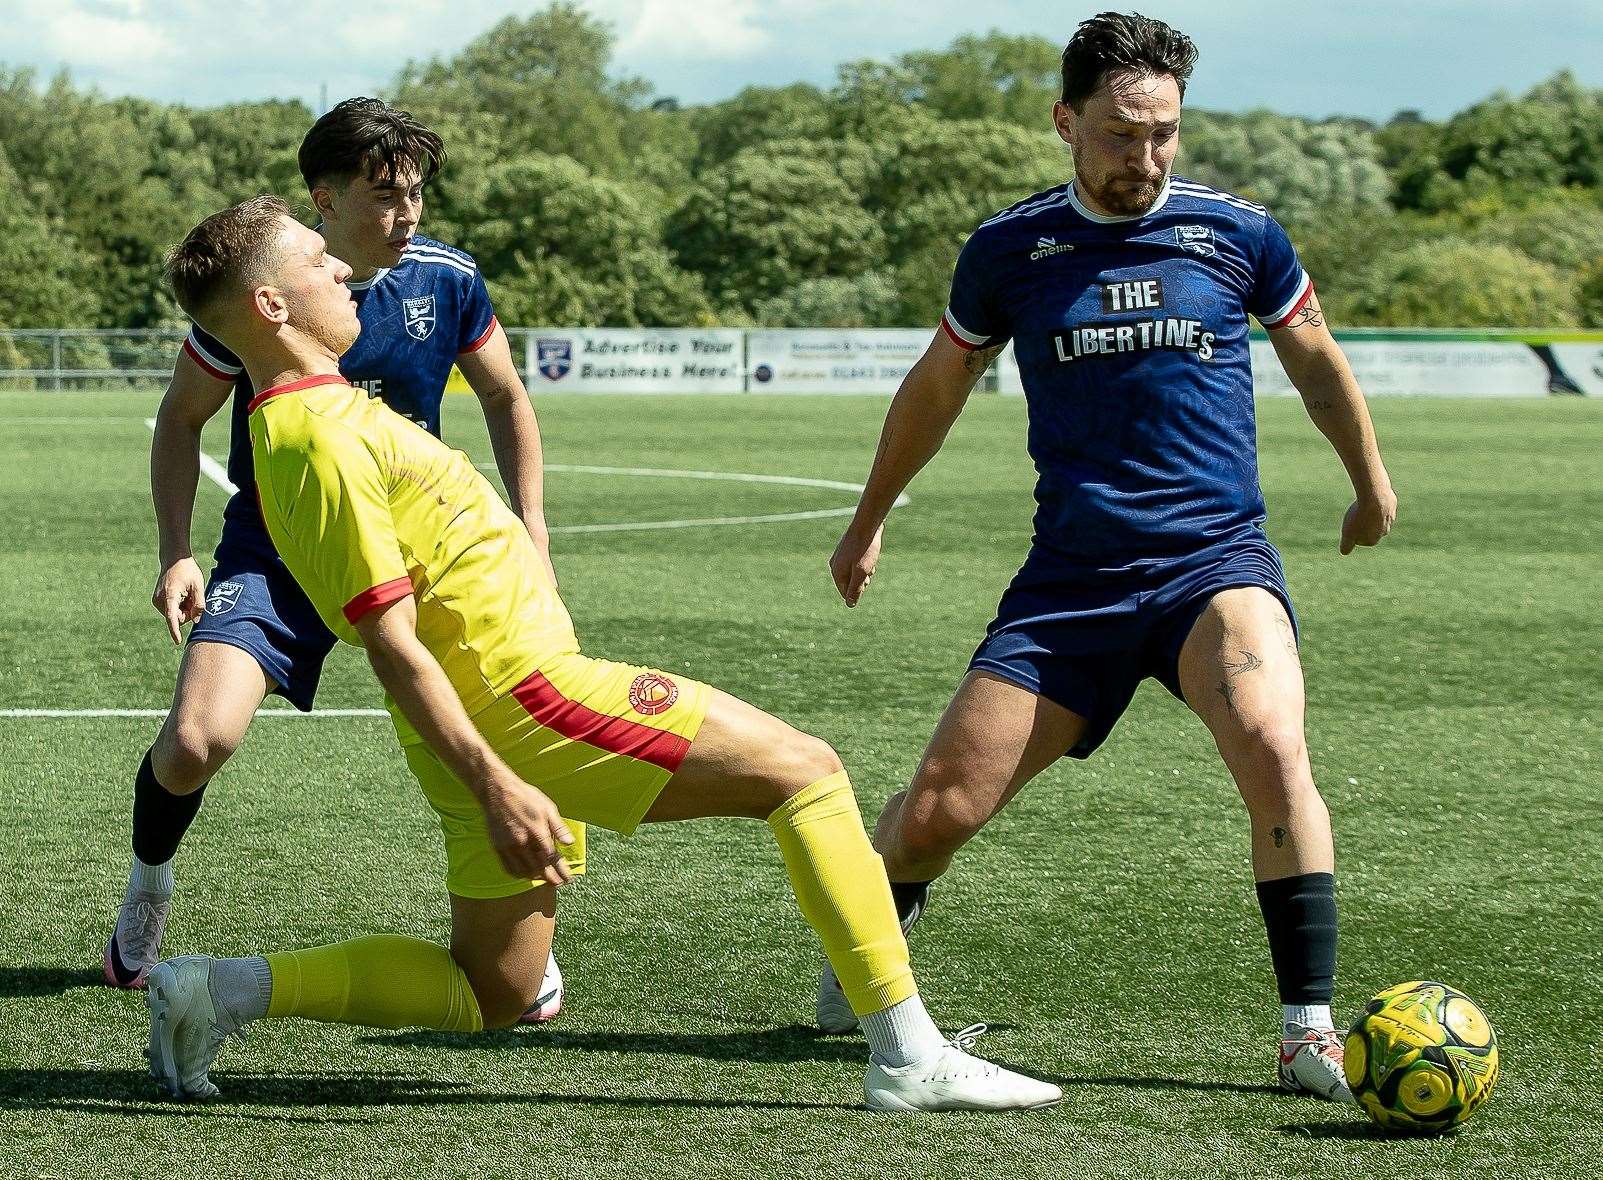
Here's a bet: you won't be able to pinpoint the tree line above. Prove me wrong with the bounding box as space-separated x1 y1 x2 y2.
3 3 1602 335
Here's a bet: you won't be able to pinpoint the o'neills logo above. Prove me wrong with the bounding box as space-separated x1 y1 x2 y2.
628 673 679 716
1030 236 1075 261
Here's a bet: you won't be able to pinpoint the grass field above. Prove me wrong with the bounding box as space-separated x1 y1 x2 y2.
1 390 1599 1178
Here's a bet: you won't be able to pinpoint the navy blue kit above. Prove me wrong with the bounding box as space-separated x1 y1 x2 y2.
941 177 1315 755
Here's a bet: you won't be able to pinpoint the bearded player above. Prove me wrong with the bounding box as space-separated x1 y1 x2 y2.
104 98 577 1022
815 12 1397 1102
139 196 1061 1112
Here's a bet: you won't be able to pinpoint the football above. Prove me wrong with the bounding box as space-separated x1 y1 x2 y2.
1344 981 1500 1134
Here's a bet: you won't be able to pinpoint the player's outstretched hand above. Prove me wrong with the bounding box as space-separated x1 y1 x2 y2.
483 774 575 887
1340 488 1398 555
831 523 883 607
153 557 206 645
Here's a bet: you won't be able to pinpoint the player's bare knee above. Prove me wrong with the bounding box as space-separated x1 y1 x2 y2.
1222 713 1306 780
765 729 844 804
896 789 980 862
152 719 234 793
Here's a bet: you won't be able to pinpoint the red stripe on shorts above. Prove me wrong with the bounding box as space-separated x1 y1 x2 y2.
510 669 690 773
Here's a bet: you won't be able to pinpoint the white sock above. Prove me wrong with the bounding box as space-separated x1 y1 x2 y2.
209 955 273 1029
1284 1003 1333 1033
128 855 174 897
860 993 947 1069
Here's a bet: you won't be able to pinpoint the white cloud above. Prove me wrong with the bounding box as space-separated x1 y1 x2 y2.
0 0 1599 117
615 0 772 59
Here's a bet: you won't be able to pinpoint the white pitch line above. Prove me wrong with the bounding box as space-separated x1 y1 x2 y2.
482 462 910 534
145 418 237 494
0 708 388 719
132 418 907 532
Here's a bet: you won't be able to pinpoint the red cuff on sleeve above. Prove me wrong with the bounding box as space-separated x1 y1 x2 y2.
342 577 414 624
458 315 499 356
1260 276 1316 330
183 337 239 381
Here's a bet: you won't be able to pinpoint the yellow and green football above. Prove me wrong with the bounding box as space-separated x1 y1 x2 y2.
1345 981 1500 1134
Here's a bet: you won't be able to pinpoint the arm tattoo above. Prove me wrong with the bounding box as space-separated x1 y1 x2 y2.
1291 304 1324 329
1273 826 1287 848
963 343 1005 377
1215 648 1264 713
1274 614 1298 656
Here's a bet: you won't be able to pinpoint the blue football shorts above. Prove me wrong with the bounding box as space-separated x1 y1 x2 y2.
969 535 1298 758
188 519 337 711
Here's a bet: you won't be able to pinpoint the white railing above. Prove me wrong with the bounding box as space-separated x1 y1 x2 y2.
4 326 1600 396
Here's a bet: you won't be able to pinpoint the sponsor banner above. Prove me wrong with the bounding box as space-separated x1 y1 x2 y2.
523 329 744 393
746 330 929 394
1250 339 1551 398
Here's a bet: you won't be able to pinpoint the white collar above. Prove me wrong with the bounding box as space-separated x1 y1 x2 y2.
1067 175 1172 223
313 222 391 290
346 268 391 291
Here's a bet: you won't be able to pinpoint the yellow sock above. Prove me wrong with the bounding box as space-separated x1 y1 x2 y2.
265 935 483 1032
767 771 916 1017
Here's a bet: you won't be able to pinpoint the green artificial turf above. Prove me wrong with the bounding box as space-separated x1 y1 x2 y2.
0 391 1598 1177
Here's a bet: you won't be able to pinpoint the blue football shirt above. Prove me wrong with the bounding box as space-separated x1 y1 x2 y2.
943 175 1312 578
183 234 496 535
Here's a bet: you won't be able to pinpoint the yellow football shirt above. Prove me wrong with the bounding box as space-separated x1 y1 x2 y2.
249 375 578 719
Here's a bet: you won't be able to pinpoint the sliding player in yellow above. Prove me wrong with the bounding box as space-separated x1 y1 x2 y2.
144 196 1060 1112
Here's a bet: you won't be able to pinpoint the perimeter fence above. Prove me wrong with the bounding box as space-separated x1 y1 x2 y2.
4 327 1602 397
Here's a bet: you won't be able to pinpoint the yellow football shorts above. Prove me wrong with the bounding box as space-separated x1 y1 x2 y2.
401 651 711 899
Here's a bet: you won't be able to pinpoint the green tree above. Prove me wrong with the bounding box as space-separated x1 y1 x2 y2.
1179 110 1391 223
454 154 712 326
666 145 886 313
0 152 99 327
1343 240 1579 328
752 272 901 328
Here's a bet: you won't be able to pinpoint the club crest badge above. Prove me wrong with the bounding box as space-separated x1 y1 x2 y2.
536 337 573 381
403 296 436 341
1175 225 1216 257
628 673 679 717
206 581 244 616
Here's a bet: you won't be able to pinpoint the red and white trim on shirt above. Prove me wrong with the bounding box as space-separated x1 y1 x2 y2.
458 315 499 356
510 669 691 773
940 308 995 352
1260 272 1315 330
342 576 414 625
182 332 243 381
246 374 351 414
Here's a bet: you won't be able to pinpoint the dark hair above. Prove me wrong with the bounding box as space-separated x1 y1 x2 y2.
164 195 292 324
297 97 445 191
1060 12 1198 112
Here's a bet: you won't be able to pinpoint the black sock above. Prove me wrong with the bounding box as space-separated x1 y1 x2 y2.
889 880 931 932
132 749 206 866
1255 871 1337 1005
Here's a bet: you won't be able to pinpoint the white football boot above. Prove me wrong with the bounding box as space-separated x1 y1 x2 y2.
147 955 247 1100
517 951 564 1025
1278 1023 1353 1102
864 1024 1063 1112
104 892 171 989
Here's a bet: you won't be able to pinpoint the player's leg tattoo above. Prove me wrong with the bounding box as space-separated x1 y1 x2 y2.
1216 648 1264 715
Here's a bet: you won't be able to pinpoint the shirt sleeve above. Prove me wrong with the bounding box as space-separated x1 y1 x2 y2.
456 269 498 355
1249 215 1315 329
940 231 1011 351
258 425 412 632
182 325 244 381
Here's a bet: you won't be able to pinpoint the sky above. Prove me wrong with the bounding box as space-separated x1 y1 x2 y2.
2 0 1602 122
